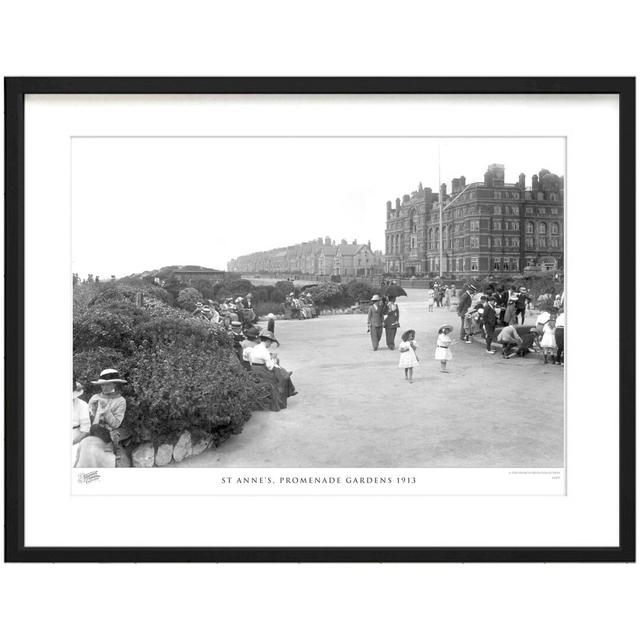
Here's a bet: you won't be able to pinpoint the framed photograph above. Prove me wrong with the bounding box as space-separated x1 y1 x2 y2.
5 77 635 562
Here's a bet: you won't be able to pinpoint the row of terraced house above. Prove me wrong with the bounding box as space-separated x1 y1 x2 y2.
227 237 385 278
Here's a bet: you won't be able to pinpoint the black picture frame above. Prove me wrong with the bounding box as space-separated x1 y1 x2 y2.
4 77 635 563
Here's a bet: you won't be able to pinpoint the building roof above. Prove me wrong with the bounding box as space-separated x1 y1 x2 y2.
172 267 224 274
337 244 367 256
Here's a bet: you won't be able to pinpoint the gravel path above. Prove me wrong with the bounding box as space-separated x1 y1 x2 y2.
174 289 564 468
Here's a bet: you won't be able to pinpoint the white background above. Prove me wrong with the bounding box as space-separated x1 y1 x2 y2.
28 94 605 545
1 1 638 639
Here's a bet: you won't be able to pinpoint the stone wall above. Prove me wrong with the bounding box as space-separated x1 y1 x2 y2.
130 431 215 467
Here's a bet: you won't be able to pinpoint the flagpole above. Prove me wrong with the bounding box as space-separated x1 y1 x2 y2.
438 145 443 278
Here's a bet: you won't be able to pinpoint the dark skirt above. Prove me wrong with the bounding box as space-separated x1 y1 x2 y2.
250 364 296 411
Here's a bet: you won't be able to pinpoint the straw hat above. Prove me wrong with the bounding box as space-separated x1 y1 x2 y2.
438 323 453 333
73 381 85 399
267 313 276 319
371 294 381 301
91 368 127 385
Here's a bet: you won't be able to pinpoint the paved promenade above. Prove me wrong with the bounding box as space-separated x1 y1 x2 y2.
174 289 564 468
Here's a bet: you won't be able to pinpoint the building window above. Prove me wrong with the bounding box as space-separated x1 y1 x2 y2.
512 237 520 247
512 192 520 199
493 258 501 270
470 219 479 231
494 191 502 199
503 260 510 271
538 207 546 215
494 237 502 247
493 205 501 214
470 236 479 248
525 207 533 214
493 219 502 231
550 193 558 201
511 258 520 271
551 207 559 215
550 223 559 234
456 258 462 272
526 221 534 233
537 192 544 201
511 206 518 215
539 237 547 248
525 237 534 248
471 258 479 271
550 237 560 248
525 192 532 200
539 222 547 234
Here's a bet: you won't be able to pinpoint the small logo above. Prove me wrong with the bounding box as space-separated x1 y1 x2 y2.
77 470 101 484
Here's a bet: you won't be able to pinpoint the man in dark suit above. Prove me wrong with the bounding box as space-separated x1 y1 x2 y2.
457 284 476 342
483 296 499 354
367 294 385 351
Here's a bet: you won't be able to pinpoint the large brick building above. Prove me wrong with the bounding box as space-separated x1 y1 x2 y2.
385 164 564 278
228 237 384 278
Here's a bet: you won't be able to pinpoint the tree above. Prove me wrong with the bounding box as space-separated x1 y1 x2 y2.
176 287 203 311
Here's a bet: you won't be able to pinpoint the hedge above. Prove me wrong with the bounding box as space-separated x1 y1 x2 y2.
73 283 265 450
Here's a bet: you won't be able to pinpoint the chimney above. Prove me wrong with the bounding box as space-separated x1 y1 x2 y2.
519 173 525 189
460 176 466 188
532 174 539 190
386 200 392 214
452 178 460 194
484 170 493 187
440 183 447 198
395 197 401 211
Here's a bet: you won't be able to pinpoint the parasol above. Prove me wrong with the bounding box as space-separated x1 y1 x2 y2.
382 284 407 298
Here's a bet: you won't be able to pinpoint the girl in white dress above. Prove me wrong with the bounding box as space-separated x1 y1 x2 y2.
427 290 435 312
435 324 454 373
540 317 557 364
398 329 419 383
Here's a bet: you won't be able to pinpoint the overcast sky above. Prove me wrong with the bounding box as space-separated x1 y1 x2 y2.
72 137 565 278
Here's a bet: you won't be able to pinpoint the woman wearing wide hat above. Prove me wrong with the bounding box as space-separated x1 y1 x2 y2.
248 330 297 411
87 368 131 463
383 296 400 350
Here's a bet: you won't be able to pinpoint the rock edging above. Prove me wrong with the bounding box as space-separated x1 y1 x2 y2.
131 431 216 467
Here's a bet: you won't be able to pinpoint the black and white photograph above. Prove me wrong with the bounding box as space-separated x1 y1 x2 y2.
71 135 566 481
7 79 632 560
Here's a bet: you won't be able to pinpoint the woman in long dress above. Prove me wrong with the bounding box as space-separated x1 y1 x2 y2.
249 331 297 411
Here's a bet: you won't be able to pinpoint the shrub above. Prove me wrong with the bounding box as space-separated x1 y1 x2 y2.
255 301 285 317
213 279 254 299
274 280 295 296
252 285 285 304
73 347 131 393
73 306 139 351
73 280 267 451
344 280 374 303
309 282 349 308
176 287 203 311
132 313 233 351
123 343 264 446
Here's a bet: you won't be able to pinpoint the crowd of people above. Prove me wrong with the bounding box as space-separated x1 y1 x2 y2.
367 280 565 384
283 291 317 319
455 283 564 364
